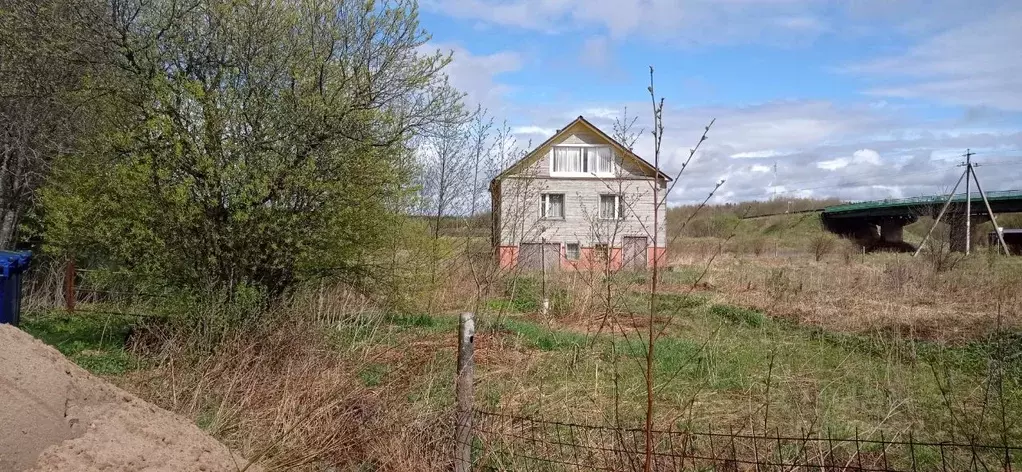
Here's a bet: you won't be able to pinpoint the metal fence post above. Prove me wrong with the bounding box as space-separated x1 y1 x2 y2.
455 312 476 472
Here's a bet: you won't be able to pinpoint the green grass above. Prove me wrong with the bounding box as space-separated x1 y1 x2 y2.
496 318 588 351
20 310 137 375
359 363 389 387
385 312 458 331
21 289 1022 459
708 303 765 327
476 299 1022 446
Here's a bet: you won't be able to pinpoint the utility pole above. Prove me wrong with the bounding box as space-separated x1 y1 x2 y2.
959 149 975 254
917 150 1010 256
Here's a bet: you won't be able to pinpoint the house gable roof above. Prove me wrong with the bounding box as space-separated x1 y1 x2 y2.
489 116 672 186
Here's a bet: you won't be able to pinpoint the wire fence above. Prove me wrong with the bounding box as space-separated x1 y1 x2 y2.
462 409 1021 472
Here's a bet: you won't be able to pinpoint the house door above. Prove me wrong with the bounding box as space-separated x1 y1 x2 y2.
519 242 560 271
622 236 648 270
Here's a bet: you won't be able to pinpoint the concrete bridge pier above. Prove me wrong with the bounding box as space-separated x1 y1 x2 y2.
948 211 990 253
878 218 904 244
820 214 917 252
869 216 916 252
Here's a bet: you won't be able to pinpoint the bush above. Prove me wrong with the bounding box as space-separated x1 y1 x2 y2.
809 234 838 261
766 268 801 300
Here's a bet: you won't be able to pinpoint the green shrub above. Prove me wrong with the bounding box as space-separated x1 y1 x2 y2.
502 277 542 312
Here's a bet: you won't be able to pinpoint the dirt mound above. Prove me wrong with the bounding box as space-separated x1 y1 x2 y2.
0 324 257 472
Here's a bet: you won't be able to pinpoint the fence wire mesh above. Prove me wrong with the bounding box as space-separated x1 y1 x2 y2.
461 409 1020 471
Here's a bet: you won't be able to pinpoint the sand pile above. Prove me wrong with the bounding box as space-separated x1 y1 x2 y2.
0 324 257 472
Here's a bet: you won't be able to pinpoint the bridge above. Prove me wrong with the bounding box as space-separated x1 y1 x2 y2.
820 190 1022 252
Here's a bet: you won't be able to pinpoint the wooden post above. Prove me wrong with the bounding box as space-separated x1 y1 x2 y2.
64 257 76 313
965 150 972 255
455 312 476 472
541 238 549 315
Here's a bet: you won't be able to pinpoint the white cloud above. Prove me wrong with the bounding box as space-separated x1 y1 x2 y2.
817 158 849 170
427 42 523 111
425 0 1010 47
852 149 881 165
847 7 1022 111
581 107 619 121
423 0 1022 205
732 150 784 159
504 98 1022 205
423 0 836 45
771 15 829 33
512 125 557 137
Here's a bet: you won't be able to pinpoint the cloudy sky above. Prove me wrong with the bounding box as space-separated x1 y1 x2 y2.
418 0 1022 205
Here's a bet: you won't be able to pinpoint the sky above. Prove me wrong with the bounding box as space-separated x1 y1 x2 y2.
417 0 1022 206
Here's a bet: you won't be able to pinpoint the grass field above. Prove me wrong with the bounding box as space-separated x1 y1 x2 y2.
18 210 1022 470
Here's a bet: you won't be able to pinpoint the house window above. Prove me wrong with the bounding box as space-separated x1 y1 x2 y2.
591 147 613 174
593 243 610 261
552 147 583 173
566 243 580 260
599 194 625 220
551 146 614 175
541 193 564 219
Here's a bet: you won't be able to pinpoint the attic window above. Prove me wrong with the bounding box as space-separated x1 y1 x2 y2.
551 146 614 175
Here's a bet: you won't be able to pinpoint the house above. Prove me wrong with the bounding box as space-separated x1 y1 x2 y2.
489 116 669 271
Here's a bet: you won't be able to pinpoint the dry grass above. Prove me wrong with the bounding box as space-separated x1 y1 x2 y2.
661 241 1022 343
118 293 458 471
24 213 1022 470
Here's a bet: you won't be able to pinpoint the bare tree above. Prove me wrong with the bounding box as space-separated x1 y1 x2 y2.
612 106 643 152
468 106 495 218
489 120 519 183
420 112 472 313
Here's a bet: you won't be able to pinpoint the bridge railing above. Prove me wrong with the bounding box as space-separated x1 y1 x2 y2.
823 189 1022 214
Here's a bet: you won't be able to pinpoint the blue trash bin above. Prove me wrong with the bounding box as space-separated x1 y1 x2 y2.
0 251 32 326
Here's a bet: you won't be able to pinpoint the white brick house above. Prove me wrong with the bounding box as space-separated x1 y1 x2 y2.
489 116 669 270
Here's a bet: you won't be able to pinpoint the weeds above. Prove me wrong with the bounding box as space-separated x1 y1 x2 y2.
21 310 138 375
709 304 766 327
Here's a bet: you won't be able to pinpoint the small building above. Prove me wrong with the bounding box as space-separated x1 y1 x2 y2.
489 116 670 271
988 228 1022 254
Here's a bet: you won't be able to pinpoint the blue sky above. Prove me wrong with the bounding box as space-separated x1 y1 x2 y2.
419 0 1022 205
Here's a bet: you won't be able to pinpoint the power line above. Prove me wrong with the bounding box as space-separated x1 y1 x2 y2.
981 160 1021 167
